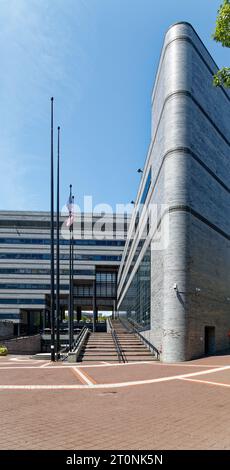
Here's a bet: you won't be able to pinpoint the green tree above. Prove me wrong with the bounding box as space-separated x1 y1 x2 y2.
212 0 230 87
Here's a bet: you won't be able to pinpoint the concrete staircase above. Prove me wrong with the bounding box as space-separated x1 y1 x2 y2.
78 319 157 363
78 332 119 363
111 319 157 362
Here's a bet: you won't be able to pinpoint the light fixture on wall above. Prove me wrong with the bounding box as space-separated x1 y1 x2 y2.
137 168 143 173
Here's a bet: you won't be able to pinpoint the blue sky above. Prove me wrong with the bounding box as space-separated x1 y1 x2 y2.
0 0 228 212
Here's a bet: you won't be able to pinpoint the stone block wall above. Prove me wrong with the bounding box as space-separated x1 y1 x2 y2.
1 334 41 355
0 321 14 339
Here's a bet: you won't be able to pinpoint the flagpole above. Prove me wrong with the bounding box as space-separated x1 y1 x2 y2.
50 97 55 362
56 126 60 359
71 195 75 349
68 184 73 352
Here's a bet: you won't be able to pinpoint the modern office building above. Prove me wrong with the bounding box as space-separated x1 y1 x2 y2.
0 211 128 335
117 22 230 362
1 23 230 362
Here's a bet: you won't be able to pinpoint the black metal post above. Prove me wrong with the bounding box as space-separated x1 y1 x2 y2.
56 126 60 359
71 195 75 348
50 97 55 362
68 184 73 351
93 278 96 333
77 306 82 323
114 270 118 319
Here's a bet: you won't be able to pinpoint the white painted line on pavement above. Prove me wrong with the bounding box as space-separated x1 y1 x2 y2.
40 362 51 368
72 367 95 386
0 361 152 370
179 377 230 388
10 358 40 363
1 364 230 390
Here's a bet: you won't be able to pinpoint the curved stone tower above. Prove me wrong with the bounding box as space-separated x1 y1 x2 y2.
150 22 230 362
117 22 230 363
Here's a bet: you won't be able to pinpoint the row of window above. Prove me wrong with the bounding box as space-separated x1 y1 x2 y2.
0 268 94 276
0 253 121 261
74 283 116 298
0 238 125 247
0 220 129 231
0 313 21 319
118 220 148 291
96 272 116 282
0 299 45 304
96 284 116 298
118 248 151 330
0 283 69 290
140 169 152 205
118 169 151 283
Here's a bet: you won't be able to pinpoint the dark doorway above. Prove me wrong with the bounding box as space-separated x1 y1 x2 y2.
204 326 216 355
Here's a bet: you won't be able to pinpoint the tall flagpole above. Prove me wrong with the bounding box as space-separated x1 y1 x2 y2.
56 126 60 359
71 195 75 348
50 97 55 362
68 184 73 351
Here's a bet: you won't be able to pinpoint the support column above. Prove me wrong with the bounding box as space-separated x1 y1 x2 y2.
27 312 32 335
77 306 82 323
39 312 43 331
114 271 118 319
93 279 97 333
42 309 46 332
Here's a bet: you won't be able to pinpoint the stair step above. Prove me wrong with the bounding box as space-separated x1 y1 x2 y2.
83 352 118 356
77 322 159 363
79 358 119 362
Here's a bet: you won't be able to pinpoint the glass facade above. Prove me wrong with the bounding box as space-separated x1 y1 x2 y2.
0 299 45 304
74 272 117 298
0 313 21 319
140 168 151 205
0 283 69 290
118 247 151 330
0 238 125 246
0 253 121 261
96 272 116 298
0 268 94 276
75 285 93 297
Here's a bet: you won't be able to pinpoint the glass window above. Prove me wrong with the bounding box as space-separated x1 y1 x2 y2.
140 168 151 205
118 247 150 330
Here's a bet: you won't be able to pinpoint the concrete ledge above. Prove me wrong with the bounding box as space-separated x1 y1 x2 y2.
1 334 41 355
68 352 77 363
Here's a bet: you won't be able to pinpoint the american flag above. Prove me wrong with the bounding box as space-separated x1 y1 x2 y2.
67 194 74 213
66 214 74 228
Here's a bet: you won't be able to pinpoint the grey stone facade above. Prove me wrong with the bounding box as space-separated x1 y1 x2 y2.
118 22 230 362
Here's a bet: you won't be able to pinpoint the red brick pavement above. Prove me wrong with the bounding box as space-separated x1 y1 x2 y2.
0 355 230 450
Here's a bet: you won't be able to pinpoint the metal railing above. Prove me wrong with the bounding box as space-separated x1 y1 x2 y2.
68 326 90 362
108 317 126 363
114 329 127 363
119 316 160 360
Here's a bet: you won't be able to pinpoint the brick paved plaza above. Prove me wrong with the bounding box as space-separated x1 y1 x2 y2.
1 355 230 450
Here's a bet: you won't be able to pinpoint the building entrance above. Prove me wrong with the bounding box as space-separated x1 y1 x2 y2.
204 326 215 355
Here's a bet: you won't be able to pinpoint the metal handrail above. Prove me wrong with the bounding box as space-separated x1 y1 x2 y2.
74 327 89 358
67 326 90 362
60 346 69 361
111 328 122 363
113 329 127 363
72 326 87 351
119 316 160 360
108 317 126 363
107 317 113 331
